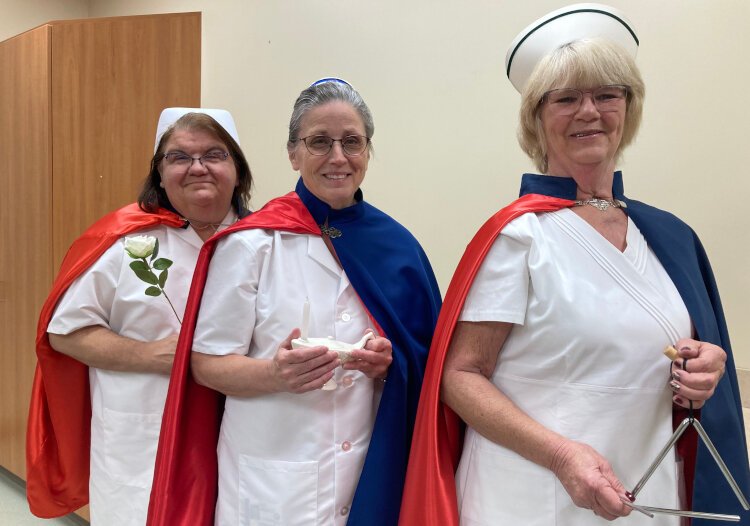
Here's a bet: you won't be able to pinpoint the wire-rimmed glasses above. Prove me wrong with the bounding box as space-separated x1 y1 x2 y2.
296 135 370 156
541 85 629 116
162 150 231 170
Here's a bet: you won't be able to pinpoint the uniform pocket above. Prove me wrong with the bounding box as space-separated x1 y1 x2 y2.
102 408 161 489
238 455 318 526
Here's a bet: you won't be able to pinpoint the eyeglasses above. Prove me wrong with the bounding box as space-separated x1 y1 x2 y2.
296 135 370 156
162 150 231 169
541 85 629 116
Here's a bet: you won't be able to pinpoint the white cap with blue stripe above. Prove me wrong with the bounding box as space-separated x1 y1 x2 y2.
505 3 639 93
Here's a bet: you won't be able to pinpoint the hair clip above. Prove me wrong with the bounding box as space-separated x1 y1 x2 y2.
311 77 352 87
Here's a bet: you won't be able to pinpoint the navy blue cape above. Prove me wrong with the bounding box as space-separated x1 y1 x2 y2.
295 179 442 525
147 185 440 526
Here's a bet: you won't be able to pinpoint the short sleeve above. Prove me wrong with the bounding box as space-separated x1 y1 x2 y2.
47 239 123 335
192 231 269 356
458 221 530 325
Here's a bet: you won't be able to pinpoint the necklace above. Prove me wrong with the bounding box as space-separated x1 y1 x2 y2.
183 218 236 236
574 197 627 211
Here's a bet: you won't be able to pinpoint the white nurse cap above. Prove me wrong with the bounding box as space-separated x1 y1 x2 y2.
154 107 240 152
505 3 639 93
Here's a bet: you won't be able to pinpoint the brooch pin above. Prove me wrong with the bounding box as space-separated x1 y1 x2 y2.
319 225 342 238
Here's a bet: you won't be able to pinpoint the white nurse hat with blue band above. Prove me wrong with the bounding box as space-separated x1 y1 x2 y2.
310 77 354 88
505 3 639 93
154 107 240 152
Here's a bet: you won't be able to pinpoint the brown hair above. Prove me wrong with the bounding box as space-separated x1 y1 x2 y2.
138 112 253 213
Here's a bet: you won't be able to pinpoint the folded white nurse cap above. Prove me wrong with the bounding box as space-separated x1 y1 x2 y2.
154 107 240 152
505 3 638 93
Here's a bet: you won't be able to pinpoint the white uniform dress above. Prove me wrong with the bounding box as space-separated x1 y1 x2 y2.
192 229 380 526
48 212 235 526
455 209 691 526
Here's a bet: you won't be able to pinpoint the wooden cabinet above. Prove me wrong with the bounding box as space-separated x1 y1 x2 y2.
0 10 200 506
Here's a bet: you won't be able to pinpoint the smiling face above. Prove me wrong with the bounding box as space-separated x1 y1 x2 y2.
288 101 370 209
158 128 238 219
540 86 626 177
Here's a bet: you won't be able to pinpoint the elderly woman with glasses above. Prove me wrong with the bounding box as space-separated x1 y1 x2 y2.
27 109 252 524
401 5 749 526
147 78 441 526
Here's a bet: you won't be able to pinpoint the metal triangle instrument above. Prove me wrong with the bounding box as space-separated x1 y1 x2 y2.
623 354 749 522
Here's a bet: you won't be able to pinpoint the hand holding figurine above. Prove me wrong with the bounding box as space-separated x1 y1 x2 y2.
271 328 339 393
345 330 393 380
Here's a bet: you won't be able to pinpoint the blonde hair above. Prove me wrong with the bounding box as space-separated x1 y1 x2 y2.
518 38 645 173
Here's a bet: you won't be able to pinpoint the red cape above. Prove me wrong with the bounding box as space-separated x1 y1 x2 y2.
26 203 184 518
147 193 321 526
399 194 574 525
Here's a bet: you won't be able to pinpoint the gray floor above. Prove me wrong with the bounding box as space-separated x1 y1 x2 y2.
2 411 750 525
0 467 87 525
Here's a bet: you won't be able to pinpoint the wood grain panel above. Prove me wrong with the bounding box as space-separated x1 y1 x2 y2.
0 13 200 520
51 12 201 268
0 25 53 479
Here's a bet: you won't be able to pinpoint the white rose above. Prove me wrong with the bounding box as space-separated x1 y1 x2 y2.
124 235 157 258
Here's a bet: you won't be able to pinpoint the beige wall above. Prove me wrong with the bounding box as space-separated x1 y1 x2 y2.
0 0 88 41
9 1 750 368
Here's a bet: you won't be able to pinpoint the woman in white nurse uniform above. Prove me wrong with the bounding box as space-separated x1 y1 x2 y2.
186 79 441 526
35 109 252 524
431 6 734 526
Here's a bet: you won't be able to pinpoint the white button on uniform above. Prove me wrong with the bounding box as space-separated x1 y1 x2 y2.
342 376 354 387
341 312 351 322
340 506 350 516
341 441 352 451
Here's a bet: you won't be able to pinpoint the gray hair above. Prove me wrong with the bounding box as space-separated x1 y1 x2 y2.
287 80 375 148
518 38 645 173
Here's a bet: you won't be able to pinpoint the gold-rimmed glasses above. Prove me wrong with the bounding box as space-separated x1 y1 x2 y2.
542 85 629 116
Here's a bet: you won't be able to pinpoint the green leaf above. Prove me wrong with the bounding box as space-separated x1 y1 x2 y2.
158 268 169 288
151 238 160 262
152 258 173 270
133 268 158 285
145 286 162 296
129 260 150 272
